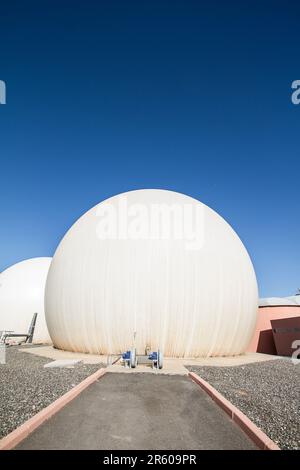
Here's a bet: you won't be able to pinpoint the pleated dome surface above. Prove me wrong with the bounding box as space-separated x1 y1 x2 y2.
45 190 258 357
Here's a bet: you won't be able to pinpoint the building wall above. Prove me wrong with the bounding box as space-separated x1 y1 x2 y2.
248 306 300 355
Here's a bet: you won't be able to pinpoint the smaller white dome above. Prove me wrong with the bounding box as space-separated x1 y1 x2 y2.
0 257 52 343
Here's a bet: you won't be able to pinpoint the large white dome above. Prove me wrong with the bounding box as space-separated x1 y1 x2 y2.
0 257 52 344
45 190 258 357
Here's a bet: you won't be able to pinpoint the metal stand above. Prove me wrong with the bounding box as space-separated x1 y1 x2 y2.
122 348 137 368
121 348 163 369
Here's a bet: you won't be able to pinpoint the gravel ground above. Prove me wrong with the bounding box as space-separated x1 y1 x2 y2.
0 346 105 438
187 359 300 450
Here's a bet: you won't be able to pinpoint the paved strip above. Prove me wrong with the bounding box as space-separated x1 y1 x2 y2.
16 373 257 450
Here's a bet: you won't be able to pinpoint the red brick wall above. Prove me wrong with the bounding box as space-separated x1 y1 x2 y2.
247 306 300 355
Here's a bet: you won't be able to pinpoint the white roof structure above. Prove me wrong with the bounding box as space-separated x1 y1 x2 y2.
45 189 258 357
259 296 300 307
0 257 52 343
286 295 300 305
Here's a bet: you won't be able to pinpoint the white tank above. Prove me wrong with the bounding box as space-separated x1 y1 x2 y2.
45 190 258 357
0 257 52 344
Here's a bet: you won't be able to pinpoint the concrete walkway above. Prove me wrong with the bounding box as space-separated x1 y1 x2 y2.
16 373 257 450
20 345 278 369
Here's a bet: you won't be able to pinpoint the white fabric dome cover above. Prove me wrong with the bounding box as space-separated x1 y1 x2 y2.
0 257 52 343
45 190 258 357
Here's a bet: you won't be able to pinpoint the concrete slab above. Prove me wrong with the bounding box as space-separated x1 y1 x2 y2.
19 345 107 364
107 358 188 375
44 359 82 368
16 373 257 450
20 347 277 370
183 352 278 368
20 345 278 375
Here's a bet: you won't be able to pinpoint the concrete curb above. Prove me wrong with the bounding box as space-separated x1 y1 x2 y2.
189 371 280 451
0 367 107 450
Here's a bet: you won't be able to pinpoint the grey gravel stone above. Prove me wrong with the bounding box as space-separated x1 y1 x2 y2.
0 346 105 439
187 359 300 450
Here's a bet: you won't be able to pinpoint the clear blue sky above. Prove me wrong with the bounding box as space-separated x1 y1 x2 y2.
0 1 299 297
